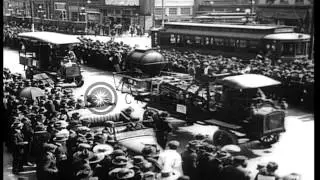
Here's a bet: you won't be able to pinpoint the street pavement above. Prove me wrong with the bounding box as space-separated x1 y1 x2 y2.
2 35 314 180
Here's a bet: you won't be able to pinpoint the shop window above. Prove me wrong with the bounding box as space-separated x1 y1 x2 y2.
169 8 177 15
71 12 78 21
181 8 191 15
155 8 164 16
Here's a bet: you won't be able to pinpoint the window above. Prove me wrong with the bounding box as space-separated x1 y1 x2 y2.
169 8 177 15
215 38 224 46
295 42 306 55
210 37 214 45
180 8 191 15
54 2 66 10
239 40 247 48
229 39 236 47
103 10 108 16
282 43 295 56
205 37 210 45
115 10 121 15
248 40 259 49
170 34 176 44
195 36 202 44
71 12 78 21
123 10 131 15
177 35 181 43
280 0 289 4
155 8 164 16
295 0 304 3
61 11 67 20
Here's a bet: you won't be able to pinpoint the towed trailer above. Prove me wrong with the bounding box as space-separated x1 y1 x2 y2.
114 49 286 147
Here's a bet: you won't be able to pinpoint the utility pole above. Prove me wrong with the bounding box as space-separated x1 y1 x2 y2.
161 0 164 27
30 0 34 32
310 2 314 59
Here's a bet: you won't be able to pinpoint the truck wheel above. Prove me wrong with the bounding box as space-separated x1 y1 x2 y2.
259 134 280 146
213 130 238 147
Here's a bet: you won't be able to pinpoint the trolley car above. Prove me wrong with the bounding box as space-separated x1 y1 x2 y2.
151 22 310 60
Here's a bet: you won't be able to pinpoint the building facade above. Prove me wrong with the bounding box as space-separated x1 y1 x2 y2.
255 0 313 32
153 0 194 26
195 0 254 14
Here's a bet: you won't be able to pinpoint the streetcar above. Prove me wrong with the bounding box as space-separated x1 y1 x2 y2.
114 49 286 147
150 22 310 61
18 31 84 87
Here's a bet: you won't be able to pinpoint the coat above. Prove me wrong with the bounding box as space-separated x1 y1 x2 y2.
181 150 198 180
39 152 59 180
220 165 250 180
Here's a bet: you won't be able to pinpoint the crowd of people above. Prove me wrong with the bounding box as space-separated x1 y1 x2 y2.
73 36 133 72
3 67 302 180
157 48 314 109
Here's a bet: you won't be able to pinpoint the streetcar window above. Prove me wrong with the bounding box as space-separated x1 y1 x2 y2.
282 42 295 56
205 37 210 45
177 35 181 43
210 37 214 45
170 34 176 44
229 39 236 47
215 38 224 46
195 36 202 44
296 42 306 55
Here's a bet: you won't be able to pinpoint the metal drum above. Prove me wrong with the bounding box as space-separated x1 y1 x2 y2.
125 49 168 76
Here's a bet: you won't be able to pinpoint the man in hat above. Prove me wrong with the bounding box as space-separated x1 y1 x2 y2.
21 117 34 166
181 141 198 180
158 140 183 177
38 143 59 180
141 145 161 173
220 155 250 180
11 122 28 174
152 111 173 149
254 161 280 180
119 107 139 123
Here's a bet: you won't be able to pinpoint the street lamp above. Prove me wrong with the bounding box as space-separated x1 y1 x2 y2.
79 0 91 34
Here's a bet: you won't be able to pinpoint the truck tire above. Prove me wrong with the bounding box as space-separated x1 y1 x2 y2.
213 129 238 147
259 134 280 146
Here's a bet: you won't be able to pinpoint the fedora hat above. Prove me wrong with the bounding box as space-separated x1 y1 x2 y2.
112 156 129 166
93 144 114 156
221 144 241 154
141 145 159 158
132 156 145 166
116 168 135 180
53 134 68 142
54 120 69 129
76 163 93 178
88 153 105 164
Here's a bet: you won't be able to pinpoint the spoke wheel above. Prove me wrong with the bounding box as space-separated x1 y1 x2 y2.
213 130 238 147
259 134 280 146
